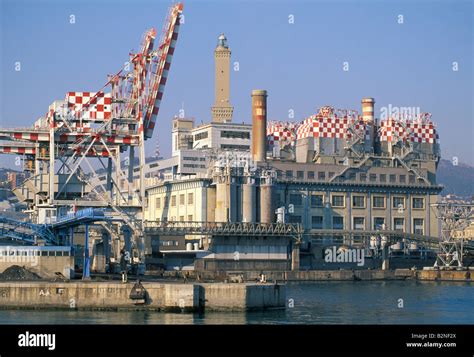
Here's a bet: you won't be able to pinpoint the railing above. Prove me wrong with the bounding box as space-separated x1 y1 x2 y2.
306 229 442 248
144 221 303 238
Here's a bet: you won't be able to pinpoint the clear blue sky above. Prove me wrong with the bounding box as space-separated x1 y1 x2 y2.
0 0 472 169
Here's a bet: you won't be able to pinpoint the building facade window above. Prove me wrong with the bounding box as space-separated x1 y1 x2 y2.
373 217 385 230
220 144 250 150
399 175 406 183
188 215 193 221
311 194 323 207
389 174 396 183
155 197 161 209
372 196 385 208
307 171 315 179
394 218 405 232
289 215 302 223
353 217 365 230
333 216 344 229
171 195 176 207
359 173 367 182
194 131 208 141
331 195 344 207
392 196 405 209
413 218 424 235
369 174 377 182
160 240 179 247
220 130 250 139
188 193 194 205
179 216 185 222
318 172 326 180
290 194 303 206
380 174 386 183
311 216 323 229
179 194 185 205
286 170 293 179
412 197 424 209
352 195 366 208
297 171 304 179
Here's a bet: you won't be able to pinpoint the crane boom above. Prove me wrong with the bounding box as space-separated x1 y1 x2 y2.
143 3 183 139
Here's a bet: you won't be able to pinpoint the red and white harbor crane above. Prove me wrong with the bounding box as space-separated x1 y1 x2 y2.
0 3 184 275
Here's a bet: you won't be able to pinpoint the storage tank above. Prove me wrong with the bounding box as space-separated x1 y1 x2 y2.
260 171 275 224
275 206 286 223
242 177 256 222
215 182 228 222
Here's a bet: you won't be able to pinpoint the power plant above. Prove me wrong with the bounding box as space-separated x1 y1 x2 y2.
0 2 473 281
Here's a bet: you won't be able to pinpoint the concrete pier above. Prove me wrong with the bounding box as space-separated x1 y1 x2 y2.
415 269 473 282
190 269 474 282
0 281 286 312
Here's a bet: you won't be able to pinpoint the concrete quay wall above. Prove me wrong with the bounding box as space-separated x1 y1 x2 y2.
0 281 286 312
201 283 285 311
188 269 474 282
415 269 473 282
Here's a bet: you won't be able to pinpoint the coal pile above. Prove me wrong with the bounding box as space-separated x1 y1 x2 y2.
0 265 42 281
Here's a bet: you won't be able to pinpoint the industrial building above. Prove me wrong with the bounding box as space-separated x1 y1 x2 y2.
139 33 443 271
1 3 469 278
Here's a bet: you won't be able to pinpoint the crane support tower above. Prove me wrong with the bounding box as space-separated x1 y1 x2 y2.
432 203 473 269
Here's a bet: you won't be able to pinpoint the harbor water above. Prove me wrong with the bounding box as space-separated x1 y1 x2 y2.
0 281 472 324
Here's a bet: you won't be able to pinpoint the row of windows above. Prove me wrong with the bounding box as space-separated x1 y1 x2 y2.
280 170 419 184
290 216 425 234
183 156 206 162
284 171 335 180
155 193 194 209
220 130 250 139
183 164 206 168
194 131 208 141
155 215 194 223
160 240 179 246
288 194 425 210
220 144 250 150
0 250 70 257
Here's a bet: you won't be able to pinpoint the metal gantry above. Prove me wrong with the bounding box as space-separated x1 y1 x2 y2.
307 229 441 249
144 221 303 241
0 216 57 245
0 4 184 270
432 203 473 269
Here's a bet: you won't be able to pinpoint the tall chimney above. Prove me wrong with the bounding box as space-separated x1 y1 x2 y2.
361 97 375 123
361 97 375 153
251 89 267 162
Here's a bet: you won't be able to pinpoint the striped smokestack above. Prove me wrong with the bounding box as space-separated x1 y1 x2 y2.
361 97 375 123
362 97 375 153
251 89 267 162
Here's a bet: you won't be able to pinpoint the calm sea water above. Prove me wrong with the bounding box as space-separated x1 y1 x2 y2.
0 281 473 324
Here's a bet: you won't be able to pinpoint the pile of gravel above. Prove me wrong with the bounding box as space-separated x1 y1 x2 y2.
0 265 42 281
